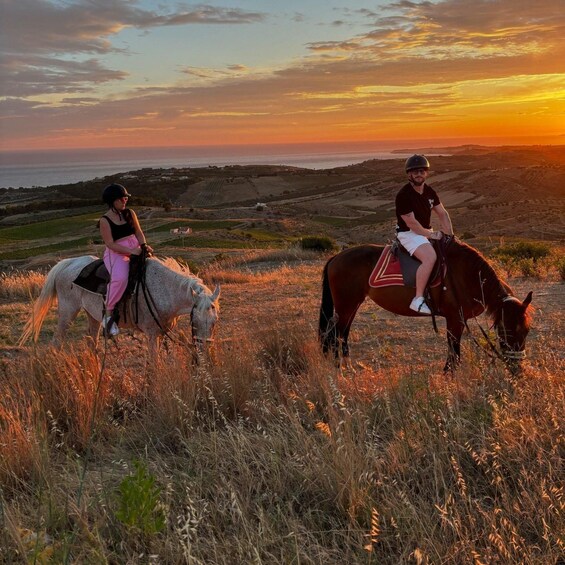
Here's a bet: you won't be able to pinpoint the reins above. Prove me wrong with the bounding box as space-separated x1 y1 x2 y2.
132 251 197 345
441 239 509 363
427 235 452 334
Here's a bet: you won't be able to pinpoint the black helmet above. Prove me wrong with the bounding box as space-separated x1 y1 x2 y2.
405 154 430 172
102 183 131 206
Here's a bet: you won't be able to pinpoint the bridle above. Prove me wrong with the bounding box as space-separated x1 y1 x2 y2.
497 296 527 360
190 302 215 346
471 295 527 362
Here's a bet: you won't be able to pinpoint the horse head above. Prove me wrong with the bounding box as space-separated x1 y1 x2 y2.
496 292 533 369
190 284 221 347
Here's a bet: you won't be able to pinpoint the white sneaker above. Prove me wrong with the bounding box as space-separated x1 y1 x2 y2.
103 314 119 337
410 296 432 315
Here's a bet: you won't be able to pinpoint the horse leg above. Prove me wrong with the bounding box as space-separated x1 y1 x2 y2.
53 303 81 345
445 318 464 373
86 312 101 349
334 300 362 369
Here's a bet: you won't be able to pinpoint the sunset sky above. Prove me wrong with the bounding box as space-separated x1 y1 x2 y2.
1 0 565 152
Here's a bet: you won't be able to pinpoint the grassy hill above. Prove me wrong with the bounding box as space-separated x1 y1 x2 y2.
0 145 563 563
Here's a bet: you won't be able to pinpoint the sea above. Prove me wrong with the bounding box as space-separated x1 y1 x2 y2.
0 145 418 189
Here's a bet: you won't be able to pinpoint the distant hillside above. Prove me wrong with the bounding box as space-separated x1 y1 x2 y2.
0 146 563 268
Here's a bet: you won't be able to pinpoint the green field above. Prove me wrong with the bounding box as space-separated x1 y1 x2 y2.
0 213 100 241
148 220 242 233
0 237 94 260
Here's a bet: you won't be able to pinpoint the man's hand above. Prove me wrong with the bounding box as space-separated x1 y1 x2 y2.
429 230 443 240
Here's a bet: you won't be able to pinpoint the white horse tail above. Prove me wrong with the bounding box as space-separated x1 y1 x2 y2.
19 258 75 345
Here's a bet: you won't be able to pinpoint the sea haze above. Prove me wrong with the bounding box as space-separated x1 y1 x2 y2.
0 144 413 189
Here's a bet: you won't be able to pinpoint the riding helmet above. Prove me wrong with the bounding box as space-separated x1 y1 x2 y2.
405 154 430 172
102 183 131 206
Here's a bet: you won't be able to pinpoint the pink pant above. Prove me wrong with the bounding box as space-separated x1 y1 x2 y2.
103 235 140 310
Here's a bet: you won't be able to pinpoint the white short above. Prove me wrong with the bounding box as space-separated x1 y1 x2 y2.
397 230 431 255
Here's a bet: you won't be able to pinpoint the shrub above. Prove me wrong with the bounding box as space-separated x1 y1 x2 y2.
115 460 165 535
299 235 338 252
492 241 551 262
516 258 543 278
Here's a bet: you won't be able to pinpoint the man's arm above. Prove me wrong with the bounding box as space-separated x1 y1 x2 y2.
400 212 434 236
432 204 453 235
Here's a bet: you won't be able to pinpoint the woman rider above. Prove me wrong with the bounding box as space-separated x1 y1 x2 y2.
99 184 153 336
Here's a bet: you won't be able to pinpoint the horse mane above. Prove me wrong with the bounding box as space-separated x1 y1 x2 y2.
150 257 208 294
449 239 511 318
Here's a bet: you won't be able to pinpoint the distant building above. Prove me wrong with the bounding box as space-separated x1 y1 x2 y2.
255 202 267 211
170 227 192 235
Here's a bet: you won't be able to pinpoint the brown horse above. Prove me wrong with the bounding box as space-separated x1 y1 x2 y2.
319 238 533 372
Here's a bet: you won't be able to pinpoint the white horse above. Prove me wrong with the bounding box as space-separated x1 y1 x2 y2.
19 255 220 355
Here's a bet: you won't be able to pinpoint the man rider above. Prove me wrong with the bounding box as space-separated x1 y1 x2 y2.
395 155 453 315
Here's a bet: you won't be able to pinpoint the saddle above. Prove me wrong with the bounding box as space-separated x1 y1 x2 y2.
369 237 450 289
73 252 146 303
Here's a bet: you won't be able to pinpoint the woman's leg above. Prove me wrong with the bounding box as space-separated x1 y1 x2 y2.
104 250 130 311
103 234 140 312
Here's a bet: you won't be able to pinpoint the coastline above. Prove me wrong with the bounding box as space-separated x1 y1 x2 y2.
0 147 412 189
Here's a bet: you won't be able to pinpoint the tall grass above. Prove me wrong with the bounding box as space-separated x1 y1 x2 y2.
0 270 45 300
0 318 562 563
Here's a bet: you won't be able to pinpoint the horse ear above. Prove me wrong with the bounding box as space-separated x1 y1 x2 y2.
212 284 221 301
190 287 197 298
522 291 533 309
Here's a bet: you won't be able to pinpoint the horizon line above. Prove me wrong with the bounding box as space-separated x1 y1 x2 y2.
2 136 565 156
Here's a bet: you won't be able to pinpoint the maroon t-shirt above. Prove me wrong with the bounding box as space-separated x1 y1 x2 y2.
395 183 440 232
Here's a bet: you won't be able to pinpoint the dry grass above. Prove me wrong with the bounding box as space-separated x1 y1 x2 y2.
0 260 563 564
0 269 46 300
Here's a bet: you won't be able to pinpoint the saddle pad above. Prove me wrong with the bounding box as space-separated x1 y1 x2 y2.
369 245 443 289
73 259 109 295
368 245 403 288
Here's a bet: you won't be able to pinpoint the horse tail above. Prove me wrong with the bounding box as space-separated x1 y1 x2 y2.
319 258 337 354
19 258 72 345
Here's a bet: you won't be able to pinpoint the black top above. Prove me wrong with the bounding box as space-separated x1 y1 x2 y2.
395 183 440 232
101 214 135 241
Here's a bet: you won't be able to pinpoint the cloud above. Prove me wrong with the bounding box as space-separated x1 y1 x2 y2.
306 41 362 52
180 64 250 84
2 0 565 148
365 0 565 58
0 0 266 97
0 55 127 97
1 0 265 56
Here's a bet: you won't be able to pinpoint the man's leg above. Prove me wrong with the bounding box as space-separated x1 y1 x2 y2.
412 242 436 297
410 243 436 314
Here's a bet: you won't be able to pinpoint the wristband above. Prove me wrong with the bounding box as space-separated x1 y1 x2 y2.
141 242 148 249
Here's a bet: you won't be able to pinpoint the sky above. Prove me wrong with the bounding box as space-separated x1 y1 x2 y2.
1 0 565 152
